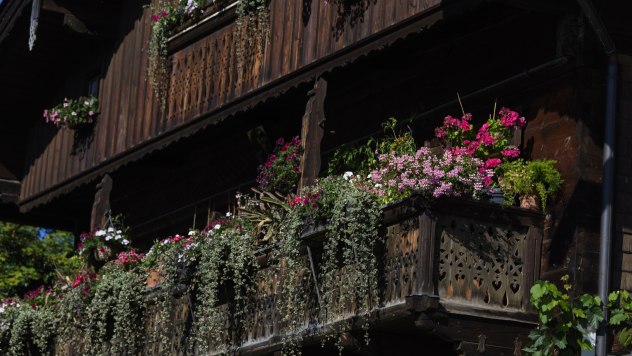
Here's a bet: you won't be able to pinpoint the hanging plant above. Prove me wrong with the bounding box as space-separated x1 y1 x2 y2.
273 175 381 354
234 0 270 75
191 218 258 353
84 266 146 356
314 176 381 348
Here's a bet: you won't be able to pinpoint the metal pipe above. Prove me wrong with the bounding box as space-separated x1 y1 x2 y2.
596 54 618 356
574 0 618 355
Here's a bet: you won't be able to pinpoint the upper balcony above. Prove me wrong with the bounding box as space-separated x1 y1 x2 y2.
16 0 446 211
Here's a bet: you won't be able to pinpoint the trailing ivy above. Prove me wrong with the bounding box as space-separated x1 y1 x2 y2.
276 204 312 355
84 267 146 355
318 177 381 348
234 0 270 77
191 221 258 353
0 305 56 356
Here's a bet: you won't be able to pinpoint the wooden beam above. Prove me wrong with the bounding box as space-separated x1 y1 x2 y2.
90 174 112 229
298 77 327 191
42 0 92 34
0 179 20 204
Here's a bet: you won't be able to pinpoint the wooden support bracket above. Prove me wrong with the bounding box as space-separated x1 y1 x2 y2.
298 77 327 191
90 174 112 229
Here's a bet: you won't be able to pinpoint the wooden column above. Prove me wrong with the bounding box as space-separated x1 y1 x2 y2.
90 174 112 229
298 77 327 191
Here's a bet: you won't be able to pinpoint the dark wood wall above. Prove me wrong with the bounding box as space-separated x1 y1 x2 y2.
20 0 441 207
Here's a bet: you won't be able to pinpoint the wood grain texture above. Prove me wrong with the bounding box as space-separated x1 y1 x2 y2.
20 0 441 208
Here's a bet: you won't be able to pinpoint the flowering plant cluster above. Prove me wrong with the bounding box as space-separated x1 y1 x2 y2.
78 227 129 261
434 107 525 165
257 136 303 194
78 215 131 269
114 250 145 269
369 148 489 203
43 96 98 129
143 233 196 271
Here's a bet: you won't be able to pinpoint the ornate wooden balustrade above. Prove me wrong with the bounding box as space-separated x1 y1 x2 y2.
138 196 543 355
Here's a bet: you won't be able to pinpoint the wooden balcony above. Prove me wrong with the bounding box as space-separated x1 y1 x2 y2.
19 0 444 209
142 196 543 355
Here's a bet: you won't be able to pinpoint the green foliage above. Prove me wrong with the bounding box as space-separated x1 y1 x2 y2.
191 223 258 353
275 176 382 354
235 0 270 74
0 304 56 356
525 275 603 355
318 177 381 348
0 222 78 299
607 290 632 348
148 17 170 110
327 117 416 177
84 266 146 355
498 159 563 211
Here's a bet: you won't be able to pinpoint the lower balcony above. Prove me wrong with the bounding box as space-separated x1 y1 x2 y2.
139 196 543 355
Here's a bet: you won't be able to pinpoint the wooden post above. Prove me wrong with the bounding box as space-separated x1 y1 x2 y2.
298 77 327 191
90 174 113 230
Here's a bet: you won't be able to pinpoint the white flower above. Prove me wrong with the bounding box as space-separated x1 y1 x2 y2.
84 101 89 106
71 112 77 116
105 235 113 241
188 230 196 236
374 183 383 188
214 224 221 230
226 212 232 217
95 230 106 237
114 234 122 240
343 171 354 180
116 230 122 234
121 239 130 246
367 174 372 179
107 227 115 233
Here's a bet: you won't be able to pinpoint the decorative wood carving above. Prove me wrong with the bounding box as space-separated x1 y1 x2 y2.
90 174 112 229
298 77 327 191
437 215 530 310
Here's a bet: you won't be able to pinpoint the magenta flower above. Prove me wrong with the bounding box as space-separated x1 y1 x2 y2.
501 147 520 158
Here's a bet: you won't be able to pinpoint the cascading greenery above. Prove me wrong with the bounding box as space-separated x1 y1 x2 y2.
148 17 170 110
234 0 270 76
84 267 146 356
1 306 56 356
191 224 258 353
275 204 312 355
272 176 382 354
318 177 381 348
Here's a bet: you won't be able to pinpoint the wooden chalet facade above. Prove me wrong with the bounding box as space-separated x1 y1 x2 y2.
1 0 632 354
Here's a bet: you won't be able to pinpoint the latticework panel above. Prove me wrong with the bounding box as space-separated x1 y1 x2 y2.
437 216 529 310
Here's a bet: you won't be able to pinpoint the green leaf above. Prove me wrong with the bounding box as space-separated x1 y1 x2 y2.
609 310 629 325
572 307 586 318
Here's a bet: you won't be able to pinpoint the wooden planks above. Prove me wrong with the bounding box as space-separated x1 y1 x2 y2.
20 0 441 207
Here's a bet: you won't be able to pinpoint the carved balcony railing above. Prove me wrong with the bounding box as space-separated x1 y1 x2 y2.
139 196 543 355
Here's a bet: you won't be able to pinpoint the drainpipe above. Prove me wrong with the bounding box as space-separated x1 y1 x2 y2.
574 1 617 355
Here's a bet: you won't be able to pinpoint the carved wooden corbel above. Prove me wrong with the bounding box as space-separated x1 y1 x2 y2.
90 174 112 229
298 77 327 191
